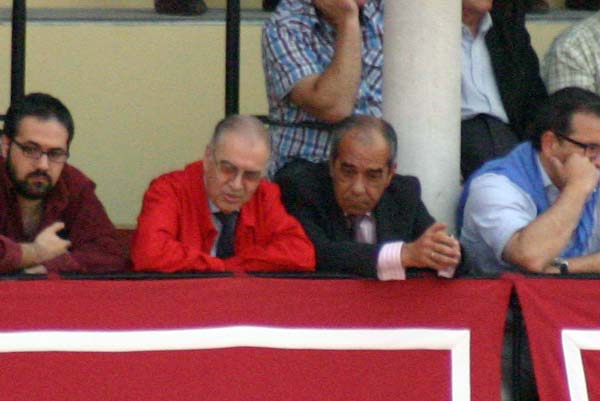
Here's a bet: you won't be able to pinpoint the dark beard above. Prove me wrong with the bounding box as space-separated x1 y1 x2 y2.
6 150 54 200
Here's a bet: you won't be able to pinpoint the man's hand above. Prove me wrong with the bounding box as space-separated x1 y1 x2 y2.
401 222 461 271
548 153 599 194
313 0 361 29
31 222 72 263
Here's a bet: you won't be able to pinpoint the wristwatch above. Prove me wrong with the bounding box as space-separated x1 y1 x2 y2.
552 257 569 275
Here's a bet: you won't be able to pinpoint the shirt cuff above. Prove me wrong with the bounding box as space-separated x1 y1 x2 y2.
437 266 456 279
0 235 23 273
376 242 406 281
376 241 457 280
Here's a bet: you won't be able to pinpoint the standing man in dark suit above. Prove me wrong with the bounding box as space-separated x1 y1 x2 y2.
461 0 547 179
276 115 461 279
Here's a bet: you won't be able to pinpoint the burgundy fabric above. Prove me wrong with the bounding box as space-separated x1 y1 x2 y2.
0 277 510 401
115 228 134 269
513 274 600 401
131 161 315 273
0 157 127 273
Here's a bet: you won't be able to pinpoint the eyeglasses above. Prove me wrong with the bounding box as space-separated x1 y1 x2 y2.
211 154 263 183
555 133 600 159
11 139 69 163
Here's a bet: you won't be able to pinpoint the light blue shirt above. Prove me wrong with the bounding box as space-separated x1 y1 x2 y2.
461 12 509 123
461 155 600 274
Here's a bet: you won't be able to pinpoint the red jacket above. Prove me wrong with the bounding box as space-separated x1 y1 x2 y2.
131 161 315 273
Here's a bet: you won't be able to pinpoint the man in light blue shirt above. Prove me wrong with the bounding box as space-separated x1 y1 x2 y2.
461 0 547 179
459 87 600 276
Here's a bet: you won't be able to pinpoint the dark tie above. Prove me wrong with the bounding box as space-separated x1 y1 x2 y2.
215 212 238 258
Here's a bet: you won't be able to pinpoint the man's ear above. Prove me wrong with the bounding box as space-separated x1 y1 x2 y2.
204 144 213 161
540 130 557 156
385 162 397 186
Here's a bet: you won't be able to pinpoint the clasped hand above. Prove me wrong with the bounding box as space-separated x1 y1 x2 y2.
402 222 461 271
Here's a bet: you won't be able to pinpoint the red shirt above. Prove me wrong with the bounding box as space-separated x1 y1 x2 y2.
0 158 127 273
131 161 315 273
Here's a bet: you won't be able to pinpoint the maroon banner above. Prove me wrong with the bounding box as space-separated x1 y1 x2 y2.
0 277 510 401
514 274 600 401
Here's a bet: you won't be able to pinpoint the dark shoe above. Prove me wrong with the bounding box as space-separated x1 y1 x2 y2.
154 0 207 15
524 0 550 12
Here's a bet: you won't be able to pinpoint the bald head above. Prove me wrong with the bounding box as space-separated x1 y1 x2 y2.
330 115 397 166
210 115 271 151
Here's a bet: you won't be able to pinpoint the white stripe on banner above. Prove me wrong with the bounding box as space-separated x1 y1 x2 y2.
0 326 470 401
562 329 600 401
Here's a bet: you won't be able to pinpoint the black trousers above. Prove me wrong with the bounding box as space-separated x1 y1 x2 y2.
461 114 520 180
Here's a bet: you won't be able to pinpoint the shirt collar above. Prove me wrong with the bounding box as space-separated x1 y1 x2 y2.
344 211 373 218
462 11 493 40
208 200 220 214
535 153 555 190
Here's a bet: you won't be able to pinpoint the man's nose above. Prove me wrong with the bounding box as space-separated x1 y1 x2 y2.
229 171 244 190
350 175 366 195
35 153 50 170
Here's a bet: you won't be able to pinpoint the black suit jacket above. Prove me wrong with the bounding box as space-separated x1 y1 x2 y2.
276 161 434 278
487 7 547 139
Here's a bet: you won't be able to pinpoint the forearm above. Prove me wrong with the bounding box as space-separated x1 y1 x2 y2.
230 214 316 273
131 235 225 273
46 241 126 274
2 240 53 273
0 235 39 272
20 243 42 268
41 252 80 273
560 253 600 274
504 185 589 271
290 17 362 122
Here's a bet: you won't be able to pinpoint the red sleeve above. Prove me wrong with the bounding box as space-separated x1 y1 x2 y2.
131 175 226 273
224 183 316 272
0 234 23 272
43 180 127 273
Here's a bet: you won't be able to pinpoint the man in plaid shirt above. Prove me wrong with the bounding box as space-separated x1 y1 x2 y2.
543 11 600 96
262 0 383 176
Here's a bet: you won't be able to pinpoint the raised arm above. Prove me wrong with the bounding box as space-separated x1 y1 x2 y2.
288 0 363 123
503 153 599 272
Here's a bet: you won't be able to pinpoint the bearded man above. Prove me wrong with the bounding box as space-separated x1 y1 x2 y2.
0 93 126 274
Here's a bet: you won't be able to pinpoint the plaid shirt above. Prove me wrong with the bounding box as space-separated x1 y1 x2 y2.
262 0 383 174
542 12 600 95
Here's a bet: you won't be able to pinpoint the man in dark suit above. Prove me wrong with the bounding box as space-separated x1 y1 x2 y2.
276 115 461 279
461 0 547 179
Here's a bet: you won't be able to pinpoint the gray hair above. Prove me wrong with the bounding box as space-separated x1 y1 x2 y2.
210 115 271 150
330 115 398 166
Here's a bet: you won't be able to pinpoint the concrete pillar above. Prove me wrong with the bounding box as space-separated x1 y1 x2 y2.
383 0 462 232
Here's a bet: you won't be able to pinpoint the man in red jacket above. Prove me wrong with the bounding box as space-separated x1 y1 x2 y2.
132 115 316 273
